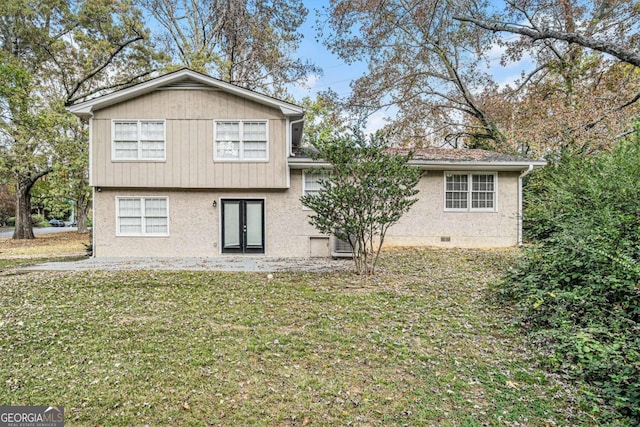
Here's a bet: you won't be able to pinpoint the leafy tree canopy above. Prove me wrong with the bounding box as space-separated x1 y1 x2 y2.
318 0 640 156
1 0 161 238
141 0 320 98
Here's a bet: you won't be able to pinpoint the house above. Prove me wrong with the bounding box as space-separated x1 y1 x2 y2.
68 69 545 258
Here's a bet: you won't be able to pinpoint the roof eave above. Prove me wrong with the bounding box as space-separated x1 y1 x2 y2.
67 104 94 119
288 158 547 171
66 69 304 117
408 160 547 171
288 158 332 169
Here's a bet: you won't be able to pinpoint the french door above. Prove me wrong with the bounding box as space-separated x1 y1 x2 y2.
221 199 265 254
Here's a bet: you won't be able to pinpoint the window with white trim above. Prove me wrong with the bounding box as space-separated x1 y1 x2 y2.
303 170 331 197
113 120 165 160
117 197 168 236
445 173 496 211
214 120 268 160
302 170 331 209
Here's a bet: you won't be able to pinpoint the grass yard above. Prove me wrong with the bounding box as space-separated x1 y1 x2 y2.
0 232 89 269
0 246 620 426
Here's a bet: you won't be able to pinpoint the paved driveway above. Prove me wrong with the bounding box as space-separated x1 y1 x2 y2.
23 256 352 273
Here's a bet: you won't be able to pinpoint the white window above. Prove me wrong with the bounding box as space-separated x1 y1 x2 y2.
445 172 496 211
214 120 268 161
116 197 168 236
303 170 331 197
302 170 331 210
113 120 165 160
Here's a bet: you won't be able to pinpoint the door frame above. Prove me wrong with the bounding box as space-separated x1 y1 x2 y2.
219 198 265 254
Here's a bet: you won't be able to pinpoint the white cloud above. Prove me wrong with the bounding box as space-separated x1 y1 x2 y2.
364 110 392 135
295 73 320 91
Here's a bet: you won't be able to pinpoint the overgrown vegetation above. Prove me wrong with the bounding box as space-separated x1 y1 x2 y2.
1 248 622 425
499 136 640 424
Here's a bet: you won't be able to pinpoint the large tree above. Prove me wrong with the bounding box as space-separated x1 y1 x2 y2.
141 0 320 97
454 0 640 68
319 0 640 155
299 91 349 146
456 0 640 155
319 0 504 148
0 0 160 239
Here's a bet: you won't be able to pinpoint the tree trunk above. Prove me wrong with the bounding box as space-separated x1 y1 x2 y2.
13 179 35 239
76 191 91 234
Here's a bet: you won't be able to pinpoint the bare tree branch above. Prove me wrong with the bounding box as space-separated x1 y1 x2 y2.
454 15 640 67
64 33 145 103
67 70 157 104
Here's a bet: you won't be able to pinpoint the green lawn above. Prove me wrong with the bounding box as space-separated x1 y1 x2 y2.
0 249 618 426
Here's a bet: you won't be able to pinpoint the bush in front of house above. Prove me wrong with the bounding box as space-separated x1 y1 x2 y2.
300 129 421 275
499 136 640 424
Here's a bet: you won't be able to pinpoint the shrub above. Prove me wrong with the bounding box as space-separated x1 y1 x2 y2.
6 217 15 227
31 214 48 227
500 137 640 423
300 129 420 275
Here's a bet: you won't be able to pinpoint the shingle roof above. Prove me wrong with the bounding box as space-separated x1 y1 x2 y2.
292 146 540 162
289 146 545 170
386 147 539 163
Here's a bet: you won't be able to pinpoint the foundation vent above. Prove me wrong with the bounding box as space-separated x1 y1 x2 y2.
332 234 354 258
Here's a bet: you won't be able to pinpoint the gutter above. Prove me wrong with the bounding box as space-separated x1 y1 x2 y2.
518 164 535 246
288 157 545 171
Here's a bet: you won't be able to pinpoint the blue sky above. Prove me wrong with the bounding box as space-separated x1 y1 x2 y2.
291 0 392 132
291 1 367 100
291 0 534 132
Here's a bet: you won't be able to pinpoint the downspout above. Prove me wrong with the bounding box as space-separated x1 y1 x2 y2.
91 187 96 258
87 115 96 257
286 117 305 189
518 164 534 246
288 117 305 156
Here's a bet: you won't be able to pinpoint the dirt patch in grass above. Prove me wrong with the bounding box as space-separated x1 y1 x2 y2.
0 232 90 258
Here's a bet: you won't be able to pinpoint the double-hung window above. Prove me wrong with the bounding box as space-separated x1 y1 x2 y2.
445 172 497 211
113 120 165 160
214 120 268 161
303 170 331 197
117 197 169 236
302 170 331 209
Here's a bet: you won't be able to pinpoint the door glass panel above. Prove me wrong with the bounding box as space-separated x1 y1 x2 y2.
223 202 241 248
245 202 263 247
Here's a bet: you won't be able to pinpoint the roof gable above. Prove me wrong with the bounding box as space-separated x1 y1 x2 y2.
67 68 304 119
